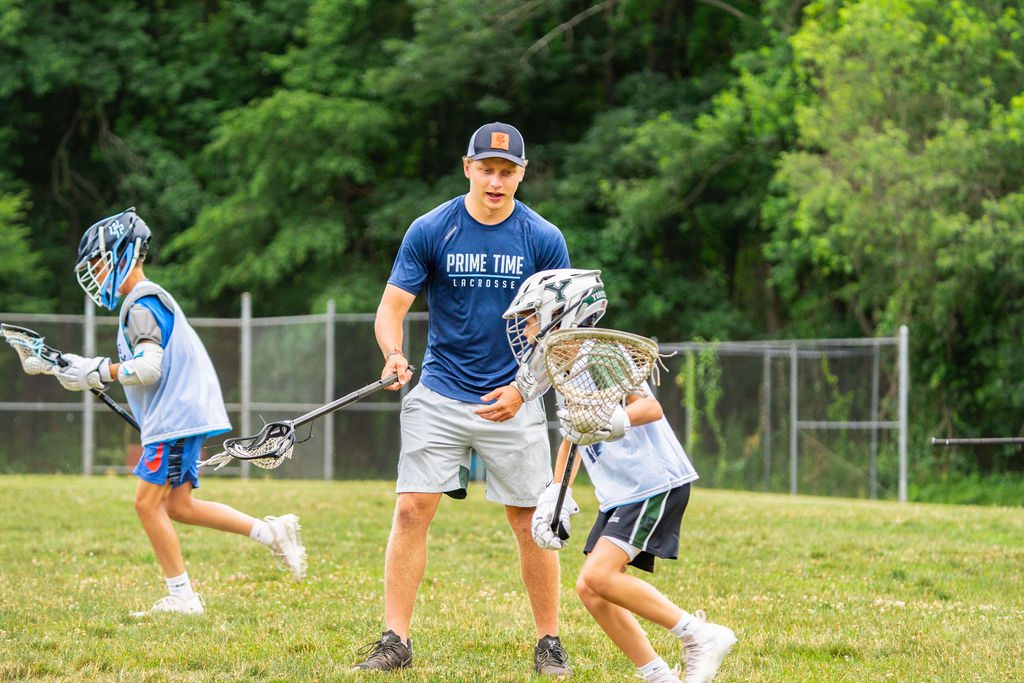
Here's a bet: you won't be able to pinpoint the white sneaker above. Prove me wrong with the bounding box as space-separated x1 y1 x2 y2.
680 611 737 683
130 594 205 618
265 513 306 580
636 664 683 682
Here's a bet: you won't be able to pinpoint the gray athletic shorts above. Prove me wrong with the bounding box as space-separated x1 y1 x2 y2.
396 383 552 507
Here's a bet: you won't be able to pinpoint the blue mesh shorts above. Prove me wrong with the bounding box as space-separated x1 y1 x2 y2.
133 434 205 488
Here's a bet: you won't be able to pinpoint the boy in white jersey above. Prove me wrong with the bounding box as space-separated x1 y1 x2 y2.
55 208 307 616
504 270 737 683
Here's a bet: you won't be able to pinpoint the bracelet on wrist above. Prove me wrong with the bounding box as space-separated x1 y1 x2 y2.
386 349 405 361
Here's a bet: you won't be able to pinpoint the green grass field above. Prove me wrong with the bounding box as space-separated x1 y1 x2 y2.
1 476 1022 682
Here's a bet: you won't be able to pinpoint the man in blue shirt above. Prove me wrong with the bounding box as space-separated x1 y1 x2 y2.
354 123 573 675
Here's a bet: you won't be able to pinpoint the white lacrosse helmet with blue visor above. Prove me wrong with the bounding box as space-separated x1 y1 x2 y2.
75 207 151 310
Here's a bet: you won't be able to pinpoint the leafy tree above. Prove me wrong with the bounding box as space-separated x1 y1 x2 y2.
532 1 801 340
0 192 51 311
764 0 1024 468
0 0 307 309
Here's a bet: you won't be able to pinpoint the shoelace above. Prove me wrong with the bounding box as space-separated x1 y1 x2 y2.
268 521 300 557
151 596 178 610
356 637 406 662
537 642 569 668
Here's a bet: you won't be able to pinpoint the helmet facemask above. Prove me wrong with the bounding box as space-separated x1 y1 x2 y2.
75 250 114 309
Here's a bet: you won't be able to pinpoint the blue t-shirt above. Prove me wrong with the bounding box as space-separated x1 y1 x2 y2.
388 195 570 403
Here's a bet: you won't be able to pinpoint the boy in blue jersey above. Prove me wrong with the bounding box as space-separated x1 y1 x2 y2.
507 271 737 683
357 123 573 675
55 208 307 616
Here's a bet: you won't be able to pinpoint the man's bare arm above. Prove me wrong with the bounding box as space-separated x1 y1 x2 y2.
375 284 417 389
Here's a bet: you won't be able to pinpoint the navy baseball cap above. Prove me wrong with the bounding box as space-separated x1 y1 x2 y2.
466 122 527 166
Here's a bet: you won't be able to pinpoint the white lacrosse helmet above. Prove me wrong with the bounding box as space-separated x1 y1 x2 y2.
503 268 607 365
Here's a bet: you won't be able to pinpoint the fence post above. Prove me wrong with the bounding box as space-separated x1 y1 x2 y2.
684 351 696 452
789 343 798 495
870 344 880 499
323 299 335 480
762 349 771 491
899 325 909 503
82 296 96 476
240 293 252 479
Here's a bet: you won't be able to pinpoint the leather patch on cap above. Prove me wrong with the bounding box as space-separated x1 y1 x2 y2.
490 132 510 150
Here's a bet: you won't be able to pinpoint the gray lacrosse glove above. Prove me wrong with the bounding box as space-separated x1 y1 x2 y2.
557 405 630 446
532 482 579 550
56 353 113 391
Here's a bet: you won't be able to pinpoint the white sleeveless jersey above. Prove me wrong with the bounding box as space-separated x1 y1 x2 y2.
579 383 699 512
116 281 231 445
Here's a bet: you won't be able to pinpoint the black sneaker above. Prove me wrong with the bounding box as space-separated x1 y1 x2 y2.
534 634 572 676
353 630 413 671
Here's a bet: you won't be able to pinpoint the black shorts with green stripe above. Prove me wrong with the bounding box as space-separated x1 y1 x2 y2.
582 484 691 573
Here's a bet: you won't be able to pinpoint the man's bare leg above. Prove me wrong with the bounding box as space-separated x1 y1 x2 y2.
506 504 560 637
384 492 442 640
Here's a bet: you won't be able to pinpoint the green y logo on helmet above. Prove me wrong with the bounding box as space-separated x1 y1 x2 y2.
544 280 571 302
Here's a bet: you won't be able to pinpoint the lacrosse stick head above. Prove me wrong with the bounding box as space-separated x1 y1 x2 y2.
503 269 607 365
544 328 659 433
0 323 65 375
222 421 296 470
75 207 151 310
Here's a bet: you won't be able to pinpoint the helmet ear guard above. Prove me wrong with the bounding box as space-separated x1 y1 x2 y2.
74 208 152 310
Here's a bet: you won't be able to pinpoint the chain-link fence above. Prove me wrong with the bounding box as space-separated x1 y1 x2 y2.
657 330 909 501
0 296 427 481
0 298 908 500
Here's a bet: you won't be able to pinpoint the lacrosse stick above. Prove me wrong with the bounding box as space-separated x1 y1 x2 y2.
0 323 140 431
201 368 414 471
544 328 661 539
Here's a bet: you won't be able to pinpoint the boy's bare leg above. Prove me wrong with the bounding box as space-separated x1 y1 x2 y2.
577 570 659 666
165 483 255 534
163 482 306 580
577 539 684 629
133 480 185 577
384 492 442 640
506 504 560 638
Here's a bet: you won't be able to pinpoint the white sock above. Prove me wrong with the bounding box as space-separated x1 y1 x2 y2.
638 657 671 680
250 519 275 546
166 572 194 599
670 611 694 638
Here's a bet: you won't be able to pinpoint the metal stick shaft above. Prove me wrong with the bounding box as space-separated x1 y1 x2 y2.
292 370 412 428
931 437 1024 446
89 388 139 430
551 442 579 541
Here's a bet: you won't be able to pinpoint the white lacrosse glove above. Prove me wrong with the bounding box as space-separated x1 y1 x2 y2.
513 363 551 402
56 353 113 391
532 482 579 550
557 404 630 446
513 346 552 402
